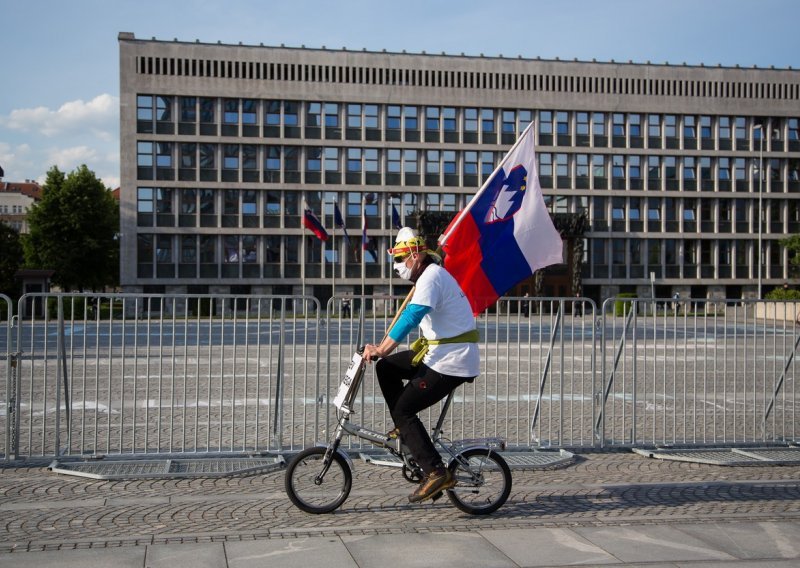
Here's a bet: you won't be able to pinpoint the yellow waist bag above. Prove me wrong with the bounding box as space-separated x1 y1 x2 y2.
409 329 480 367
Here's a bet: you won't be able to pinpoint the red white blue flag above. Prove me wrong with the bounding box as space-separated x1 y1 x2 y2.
440 123 562 315
303 209 329 241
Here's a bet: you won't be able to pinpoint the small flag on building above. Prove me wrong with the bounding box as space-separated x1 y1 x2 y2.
303 209 329 241
334 203 350 245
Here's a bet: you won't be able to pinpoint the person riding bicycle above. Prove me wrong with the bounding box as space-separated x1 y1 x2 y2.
363 227 479 503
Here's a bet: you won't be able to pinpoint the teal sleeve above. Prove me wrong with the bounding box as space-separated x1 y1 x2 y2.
388 303 431 342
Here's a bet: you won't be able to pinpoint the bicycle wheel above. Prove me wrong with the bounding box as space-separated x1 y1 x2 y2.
285 446 352 514
446 448 512 515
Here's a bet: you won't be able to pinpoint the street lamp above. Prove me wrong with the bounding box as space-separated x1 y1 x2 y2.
754 124 764 299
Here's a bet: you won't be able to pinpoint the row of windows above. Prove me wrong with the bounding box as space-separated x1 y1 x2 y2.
135 231 789 282
0 205 25 214
588 239 787 281
135 141 800 192
135 54 800 100
136 96 800 150
136 188 460 228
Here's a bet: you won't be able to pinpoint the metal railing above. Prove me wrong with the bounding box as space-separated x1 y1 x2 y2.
2 293 798 460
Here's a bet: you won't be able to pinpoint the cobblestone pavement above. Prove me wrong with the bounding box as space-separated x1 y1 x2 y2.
1 451 799 554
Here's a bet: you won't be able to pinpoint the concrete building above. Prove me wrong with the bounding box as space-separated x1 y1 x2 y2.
118 32 800 304
0 180 42 234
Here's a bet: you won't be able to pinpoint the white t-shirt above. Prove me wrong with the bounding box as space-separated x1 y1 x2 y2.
411 263 480 377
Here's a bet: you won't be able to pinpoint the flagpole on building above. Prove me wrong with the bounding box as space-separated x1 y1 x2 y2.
330 196 336 304
439 122 535 247
361 196 366 299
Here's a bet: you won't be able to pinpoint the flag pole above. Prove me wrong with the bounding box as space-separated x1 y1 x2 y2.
329 196 336 304
361 195 366 299
438 122 535 247
388 199 394 299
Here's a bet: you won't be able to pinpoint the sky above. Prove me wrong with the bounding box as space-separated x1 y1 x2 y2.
1 0 799 189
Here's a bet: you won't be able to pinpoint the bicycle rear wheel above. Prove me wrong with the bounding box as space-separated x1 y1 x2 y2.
285 446 352 514
446 448 511 515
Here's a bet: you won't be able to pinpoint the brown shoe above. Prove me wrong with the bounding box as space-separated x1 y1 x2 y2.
408 468 455 503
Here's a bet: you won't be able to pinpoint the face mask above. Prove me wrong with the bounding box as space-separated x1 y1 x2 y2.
394 260 413 280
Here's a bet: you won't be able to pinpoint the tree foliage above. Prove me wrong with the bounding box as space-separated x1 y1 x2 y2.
23 165 119 291
780 234 800 279
0 223 23 300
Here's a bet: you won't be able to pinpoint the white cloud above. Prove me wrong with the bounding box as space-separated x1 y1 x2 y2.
47 145 99 170
2 94 118 138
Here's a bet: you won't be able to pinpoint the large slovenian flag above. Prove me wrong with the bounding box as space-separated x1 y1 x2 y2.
303 209 329 241
440 123 562 315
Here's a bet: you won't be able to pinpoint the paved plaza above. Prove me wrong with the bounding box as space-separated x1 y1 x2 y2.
1 450 799 566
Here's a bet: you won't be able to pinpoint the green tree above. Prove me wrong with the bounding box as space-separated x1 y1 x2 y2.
0 223 23 301
23 165 119 291
780 234 800 279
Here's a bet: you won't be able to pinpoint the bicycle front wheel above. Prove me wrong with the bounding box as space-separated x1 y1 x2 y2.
447 448 512 515
285 446 352 514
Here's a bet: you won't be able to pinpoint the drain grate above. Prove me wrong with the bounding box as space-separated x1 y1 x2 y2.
49 456 285 480
632 446 800 466
359 449 574 470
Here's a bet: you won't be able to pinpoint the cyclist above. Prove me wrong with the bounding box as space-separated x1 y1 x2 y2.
363 227 479 503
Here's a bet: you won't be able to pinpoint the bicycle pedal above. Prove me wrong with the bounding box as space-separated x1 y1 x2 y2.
430 491 444 502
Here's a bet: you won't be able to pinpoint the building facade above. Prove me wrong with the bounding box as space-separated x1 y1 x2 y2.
119 32 800 304
0 181 42 233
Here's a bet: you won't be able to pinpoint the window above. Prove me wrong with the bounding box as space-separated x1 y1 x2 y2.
700 157 712 180
593 155 605 177
556 111 569 135
137 188 153 213
284 101 298 126
464 108 478 132
266 100 281 125
576 154 589 177
539 153 552 177
264 191 280 215
665 157 677 179
502 110 516 133
243 145 257 171
664 115 677 137
480 152 494 176
223 99 239 123
307 102 321 127
648 115 661 137
365 149 379 172
199 98 215 123
683 199 696 221
481 109 495 133
648 156 660 179
735 117 747 139
629 198 641 220
612 156 624 179
464 151 478 175
539 111 553 135
180 236 196 263
555 154 568 177
180 97 196 122
700 115 712 138
789 118 799 141
683 157 696 180
684 116 696 138
577 112 589 135
242 99 257 124
137 142 153 167
404 106 418 130
306 147 321 171
224 145 239 170
156 143 172 168
324 103 339 127
199 144 215 169
324 147 339 171
387 149 401 173
180 143 196 168
347 104 362 128
648 198 661 219
137 95 153 120
629 114 641 137
593 113 606 135
735 158 746 180
364 105 378 128
265 146 281 172
629 156 641 179
443 151 456 174
347 148 362 172
180 189 196 214
386 105 401 129
425 107 440 130
719 158 731 180
612 113 625 136
443 107 457 132
719 117 731 139
404 149 418 173
242 190 257 216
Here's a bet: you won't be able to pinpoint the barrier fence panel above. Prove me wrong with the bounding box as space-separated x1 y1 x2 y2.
13 293 320 459
598 298 800 447
8 293 799 460
321 295 597 450
1 294 14 460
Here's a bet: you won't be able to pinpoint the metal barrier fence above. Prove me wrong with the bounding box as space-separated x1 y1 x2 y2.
2 293 798 460
1 294 14 459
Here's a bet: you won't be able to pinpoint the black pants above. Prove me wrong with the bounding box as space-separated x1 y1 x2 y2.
376 350 473 474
